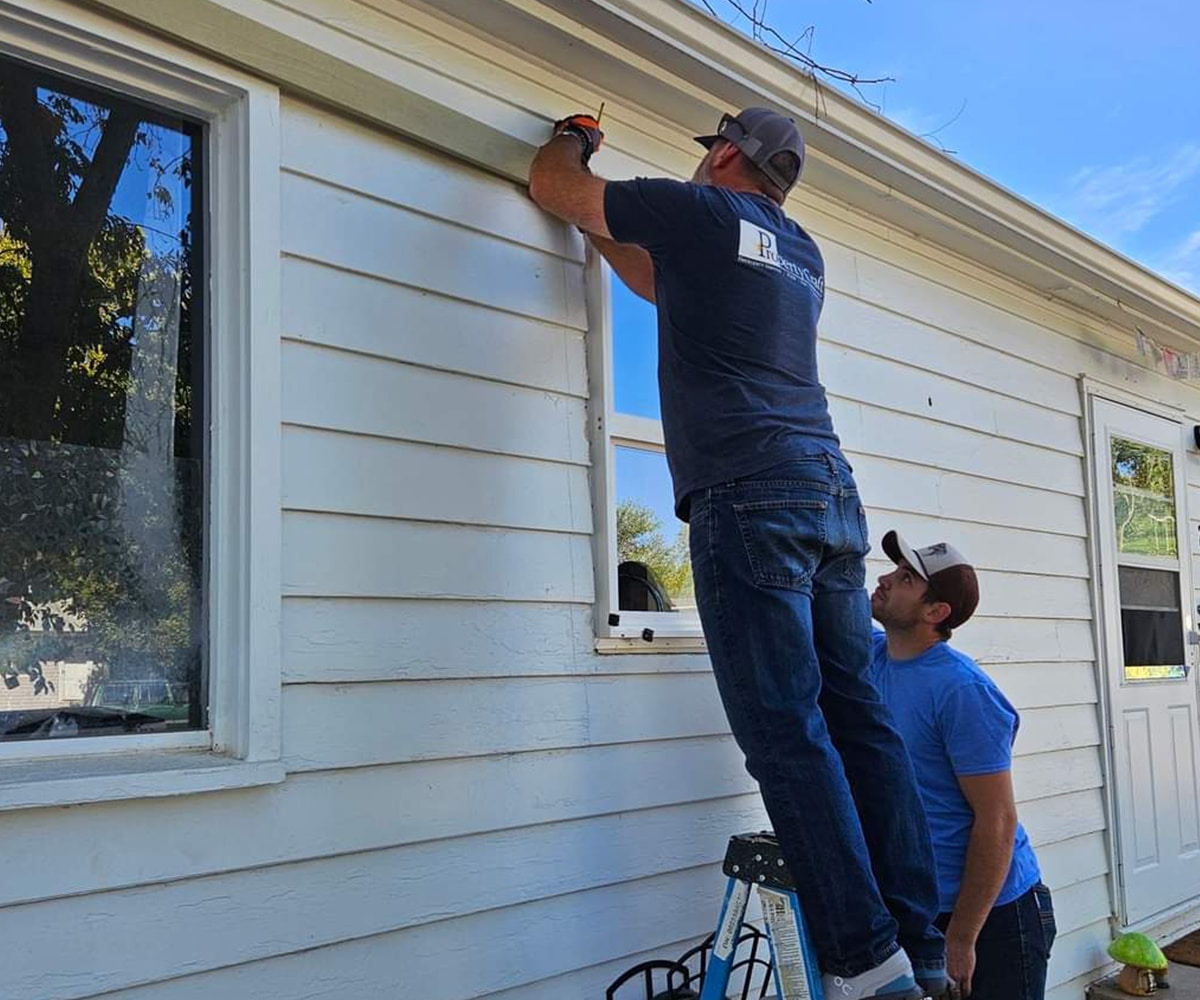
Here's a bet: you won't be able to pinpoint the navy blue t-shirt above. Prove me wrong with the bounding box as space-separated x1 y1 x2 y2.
604 178 840 520
870 631 1042 912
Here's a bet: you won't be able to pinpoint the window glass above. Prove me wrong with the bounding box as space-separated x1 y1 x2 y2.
611 278 659 420
1119 566 1186 681
0 57 205 741
615 446 693 612
1111 437 1178 557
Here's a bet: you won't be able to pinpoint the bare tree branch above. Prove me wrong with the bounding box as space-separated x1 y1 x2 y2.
694 0 893 109
916 98 965 155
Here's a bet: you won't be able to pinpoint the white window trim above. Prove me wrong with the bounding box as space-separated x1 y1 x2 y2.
0 0 283 807
586 253 707 652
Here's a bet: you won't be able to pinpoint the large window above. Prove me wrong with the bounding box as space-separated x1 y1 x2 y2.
591 265 700 643
1111 436 1188 681
0 56 205 742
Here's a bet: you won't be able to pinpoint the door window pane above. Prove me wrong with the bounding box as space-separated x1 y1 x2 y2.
1119 566 1186 681
0 58 205 741
1112 437 1178 557
615 446 693 611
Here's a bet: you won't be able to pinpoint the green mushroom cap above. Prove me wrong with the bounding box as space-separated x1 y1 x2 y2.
1108 932 1168 970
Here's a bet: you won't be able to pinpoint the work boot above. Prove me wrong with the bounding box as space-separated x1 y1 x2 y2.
821 948 925 999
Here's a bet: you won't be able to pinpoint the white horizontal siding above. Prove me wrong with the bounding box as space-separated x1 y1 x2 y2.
854 454 1087 537
281 673 730 771
23 0 1195 990
281 597 686 682
282 425 593 532
92 865 726 1000
836 396 1086 497
282 340 589 464
825 339 1083 458
3 795 767 1000
282 256 588 396
281 171 585 329
0 737 755 912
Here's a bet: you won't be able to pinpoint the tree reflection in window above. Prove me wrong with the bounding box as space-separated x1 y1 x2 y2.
1111 437 1177 558
615 448 693 612
0 56 205 741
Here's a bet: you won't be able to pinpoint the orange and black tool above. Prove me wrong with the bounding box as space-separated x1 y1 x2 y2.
556 102 606 164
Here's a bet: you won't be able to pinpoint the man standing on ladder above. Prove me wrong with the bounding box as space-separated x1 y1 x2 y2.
529 107 945 1000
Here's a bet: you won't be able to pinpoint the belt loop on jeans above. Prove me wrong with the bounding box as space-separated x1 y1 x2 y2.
824 451 837 482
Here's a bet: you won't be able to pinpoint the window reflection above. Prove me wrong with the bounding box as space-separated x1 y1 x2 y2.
0 58 205 741
615 446 693 612
1112 437 1178 557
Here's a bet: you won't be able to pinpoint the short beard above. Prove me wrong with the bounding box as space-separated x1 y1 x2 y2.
874 604 924 631
692 146 718 185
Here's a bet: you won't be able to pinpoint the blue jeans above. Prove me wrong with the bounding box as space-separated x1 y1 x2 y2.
936 883 1056 1000
688 453 944 979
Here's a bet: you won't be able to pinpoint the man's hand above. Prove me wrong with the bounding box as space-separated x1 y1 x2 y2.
528 116 612 238
553 113 604 164
946 928 977 996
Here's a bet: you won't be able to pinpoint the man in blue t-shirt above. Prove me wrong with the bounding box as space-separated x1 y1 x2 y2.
871 530 1056 999
529 109 944 1000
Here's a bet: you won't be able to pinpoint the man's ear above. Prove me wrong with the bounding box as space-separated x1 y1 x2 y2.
711 139 742 169
924 600 953 628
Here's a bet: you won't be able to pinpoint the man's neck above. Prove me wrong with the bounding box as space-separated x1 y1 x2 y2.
884 627 943 661
711 176 781 206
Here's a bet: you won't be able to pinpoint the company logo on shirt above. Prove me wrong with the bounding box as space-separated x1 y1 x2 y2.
737 219 825 299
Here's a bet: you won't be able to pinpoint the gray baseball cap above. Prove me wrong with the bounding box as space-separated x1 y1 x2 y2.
694 107 806 194
882 530 980 630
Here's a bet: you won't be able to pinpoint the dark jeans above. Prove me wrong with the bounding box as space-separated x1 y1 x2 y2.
935 883 1056 1000
688 453 944 979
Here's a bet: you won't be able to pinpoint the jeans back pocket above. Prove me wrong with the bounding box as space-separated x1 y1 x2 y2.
733 498 827 591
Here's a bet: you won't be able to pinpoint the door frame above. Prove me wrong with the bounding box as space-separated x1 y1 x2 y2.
1080 376 1199 928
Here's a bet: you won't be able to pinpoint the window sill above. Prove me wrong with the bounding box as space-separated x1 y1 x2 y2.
0 750 285 812
594 635 709 655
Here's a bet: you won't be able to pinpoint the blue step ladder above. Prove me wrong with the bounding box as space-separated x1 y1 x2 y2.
700 832 824 1000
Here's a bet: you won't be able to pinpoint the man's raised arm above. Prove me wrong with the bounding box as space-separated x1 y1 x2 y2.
528 119 655 303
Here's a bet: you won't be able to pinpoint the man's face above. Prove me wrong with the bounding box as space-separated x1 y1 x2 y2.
871 562 934 629
691 142 722 185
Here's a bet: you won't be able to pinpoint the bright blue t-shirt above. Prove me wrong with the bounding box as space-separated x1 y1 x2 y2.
603 178 840 520
870 631 1042 912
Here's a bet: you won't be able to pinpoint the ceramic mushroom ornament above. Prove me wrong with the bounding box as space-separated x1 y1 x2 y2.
1107 932 1169 996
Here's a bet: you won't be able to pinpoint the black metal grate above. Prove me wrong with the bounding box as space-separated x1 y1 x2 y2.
606 926 774 1000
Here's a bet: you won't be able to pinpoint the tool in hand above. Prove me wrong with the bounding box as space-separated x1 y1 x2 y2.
554 101 606 164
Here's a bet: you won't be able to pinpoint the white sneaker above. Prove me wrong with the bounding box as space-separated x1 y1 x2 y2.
821 948 924 999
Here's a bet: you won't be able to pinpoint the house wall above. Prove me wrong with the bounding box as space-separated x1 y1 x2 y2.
4 2 1200 999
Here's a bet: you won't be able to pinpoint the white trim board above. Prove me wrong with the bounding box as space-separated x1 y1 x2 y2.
0 0 283 800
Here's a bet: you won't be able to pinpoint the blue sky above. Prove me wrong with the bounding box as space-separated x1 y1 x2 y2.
692 0 1200 293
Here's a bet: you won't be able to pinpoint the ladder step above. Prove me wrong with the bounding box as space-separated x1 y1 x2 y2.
722 831 796 893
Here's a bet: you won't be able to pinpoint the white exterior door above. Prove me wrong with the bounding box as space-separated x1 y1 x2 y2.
1092 397 1200 925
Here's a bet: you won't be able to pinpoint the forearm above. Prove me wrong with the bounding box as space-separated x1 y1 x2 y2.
949 813 1017 943
528 135 611 237
588 232 656 303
